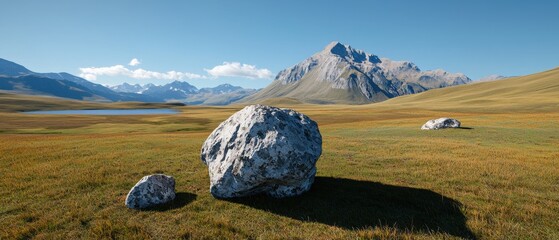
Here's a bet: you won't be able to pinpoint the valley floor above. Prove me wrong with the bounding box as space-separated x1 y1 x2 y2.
1 104 558 239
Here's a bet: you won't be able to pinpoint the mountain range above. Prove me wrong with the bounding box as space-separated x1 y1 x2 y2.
1 42 477 105
0 58 158 102
0 58 255 105
108 82 154 94
241 42 472 104
108 81 256 105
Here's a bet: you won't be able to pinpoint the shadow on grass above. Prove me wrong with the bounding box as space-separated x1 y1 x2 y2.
142 192 197 211
228 177 476 239
458 127 474 130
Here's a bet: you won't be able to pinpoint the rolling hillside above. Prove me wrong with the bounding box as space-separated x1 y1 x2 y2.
374 67 559 112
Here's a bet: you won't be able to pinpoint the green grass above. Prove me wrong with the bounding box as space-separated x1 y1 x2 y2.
1 106 558 239
0 91 185 113
1 69 559 239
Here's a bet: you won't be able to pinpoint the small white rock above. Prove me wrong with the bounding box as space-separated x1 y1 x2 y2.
125 174 176 209
421 118 461 130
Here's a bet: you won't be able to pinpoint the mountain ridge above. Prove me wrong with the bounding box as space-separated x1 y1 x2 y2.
0 58 255 105
0 58 157 102
240 41 471 104
375 66 559 112
109 81 256 105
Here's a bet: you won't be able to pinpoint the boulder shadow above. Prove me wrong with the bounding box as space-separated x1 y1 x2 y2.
143 192 197 212
227 177 476 239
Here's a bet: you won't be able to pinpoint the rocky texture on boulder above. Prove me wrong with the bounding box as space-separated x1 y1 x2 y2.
201 104 322 198
421 118 461 130
125 174 176 209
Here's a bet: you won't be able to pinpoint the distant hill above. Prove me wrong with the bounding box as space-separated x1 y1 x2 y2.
240 42 471 104
376 67 559 112
0 75 107 101
0 58 159 102
0 58 254 105
0 58 33 76
0 91 184 113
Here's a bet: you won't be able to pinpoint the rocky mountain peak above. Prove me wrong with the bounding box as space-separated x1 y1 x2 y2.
323 41 346 55
320 41 380 64
243 41 472 104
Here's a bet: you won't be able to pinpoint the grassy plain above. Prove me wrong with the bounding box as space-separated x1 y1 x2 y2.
1 69 559 239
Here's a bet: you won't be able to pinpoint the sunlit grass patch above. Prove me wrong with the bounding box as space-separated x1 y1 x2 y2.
1 96 559 238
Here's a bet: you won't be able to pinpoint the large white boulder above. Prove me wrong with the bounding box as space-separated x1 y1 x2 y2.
201 105 322 198
125 174 176 209
421 118 461 130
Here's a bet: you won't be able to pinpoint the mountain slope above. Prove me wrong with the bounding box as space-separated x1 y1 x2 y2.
241 42 471 104
0 58 159 102
375 67 559 112
0 75 107 101
0 58 33 76
39 72 160 102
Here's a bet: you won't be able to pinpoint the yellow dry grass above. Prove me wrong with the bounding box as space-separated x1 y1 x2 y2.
1 67 559 239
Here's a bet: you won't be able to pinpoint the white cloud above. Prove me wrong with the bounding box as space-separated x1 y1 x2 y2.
79 64 205 81
128 58 141 66
79 73 97 81
79 60 273 82
205 62 273 79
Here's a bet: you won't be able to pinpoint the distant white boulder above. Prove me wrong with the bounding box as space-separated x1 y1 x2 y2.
421 118 461 130
201 105 322 198
125 174 176 209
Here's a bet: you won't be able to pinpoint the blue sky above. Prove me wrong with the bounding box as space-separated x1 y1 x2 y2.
1 0 558 89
